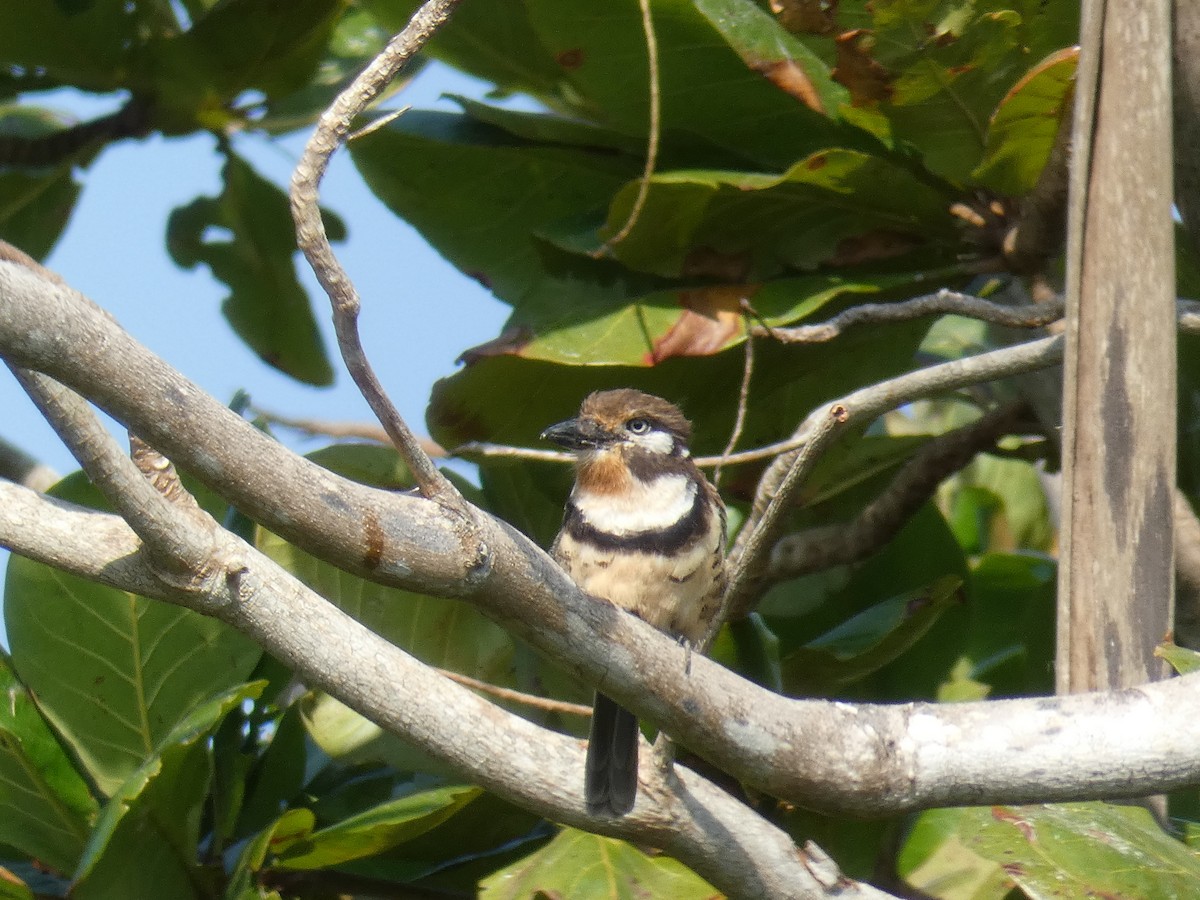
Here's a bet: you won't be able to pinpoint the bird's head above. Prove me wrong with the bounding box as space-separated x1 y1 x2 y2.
540 389 693 460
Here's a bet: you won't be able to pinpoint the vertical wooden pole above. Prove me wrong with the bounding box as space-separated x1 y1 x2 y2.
1057 0 1175 693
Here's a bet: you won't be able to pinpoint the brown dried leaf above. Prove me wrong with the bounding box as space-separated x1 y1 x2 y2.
832 30 893 107
749 58 827 114
649 286 755 363
770 0 838 36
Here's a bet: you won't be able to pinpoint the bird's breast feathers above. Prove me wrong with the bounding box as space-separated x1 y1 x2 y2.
572 472 697 535
554 472 725 640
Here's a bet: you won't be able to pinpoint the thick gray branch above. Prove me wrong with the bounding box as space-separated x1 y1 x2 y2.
0 478 886 900
3 261 1200 823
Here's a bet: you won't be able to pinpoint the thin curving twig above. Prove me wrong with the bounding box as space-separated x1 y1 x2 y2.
290 0 465 508
756 288 1066 344
594 0 661 252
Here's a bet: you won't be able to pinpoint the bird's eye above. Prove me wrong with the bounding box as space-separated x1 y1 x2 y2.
626 417 652 435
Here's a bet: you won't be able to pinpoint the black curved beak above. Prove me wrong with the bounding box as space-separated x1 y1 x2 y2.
541 418 604 450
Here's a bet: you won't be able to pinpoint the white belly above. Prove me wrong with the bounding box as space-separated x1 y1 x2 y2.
554 522 723 642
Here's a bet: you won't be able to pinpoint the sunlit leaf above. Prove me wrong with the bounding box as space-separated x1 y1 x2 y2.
276 784 482 869
478 827 717 899
973 47 1078 195
966 803 1200 898
897 807 1014 899
1156 642 1200 676
3 474 262 796
73 682 265 899
598 152 956 280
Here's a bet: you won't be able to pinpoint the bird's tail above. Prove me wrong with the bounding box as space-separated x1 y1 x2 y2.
585 692 639 816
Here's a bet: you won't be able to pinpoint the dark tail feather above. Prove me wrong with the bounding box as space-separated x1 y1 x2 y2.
585 693 639 816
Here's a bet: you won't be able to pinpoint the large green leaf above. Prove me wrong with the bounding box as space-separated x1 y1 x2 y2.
897 807 1014 899
478 827 717 899
362 0 566 100
3 474 262 796
275 784 482 869
522 0 864 170
972 47 1077 195
502 271 944 367
0 656 97 875
431 315 932 458
350 109 641 305
598 151 958 279
72 682 265 899
781 576 963 695
901 803 1200 899
0 1 174 92
167 149 336 385
0 105 85 260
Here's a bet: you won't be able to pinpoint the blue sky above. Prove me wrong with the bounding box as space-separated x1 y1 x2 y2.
1 63 514 645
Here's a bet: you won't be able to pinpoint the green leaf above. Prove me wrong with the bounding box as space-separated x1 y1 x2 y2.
361 0 566 99
3 473 262 796
225 808 313 900
453 96 645 156
255 5 393 134
781 576 962 694
350 109 640 305
276 784 482 869
339 792 548 893
522 0 863 170
235 704 309 838
0 105 84 260
1156 642 1200 676
430 314 932 458
897 807 1014 899
940 803 1200 899
167 149 335 385
505 273 940 368
842 0 1077 186
972 47 1077 195
0 1 170 92
478 827 716 899
0 656 97 875
73 682 266 899
598 151 957 280
938 553 1055 701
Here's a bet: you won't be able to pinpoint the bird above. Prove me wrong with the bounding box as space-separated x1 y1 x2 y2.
541 389 727 817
